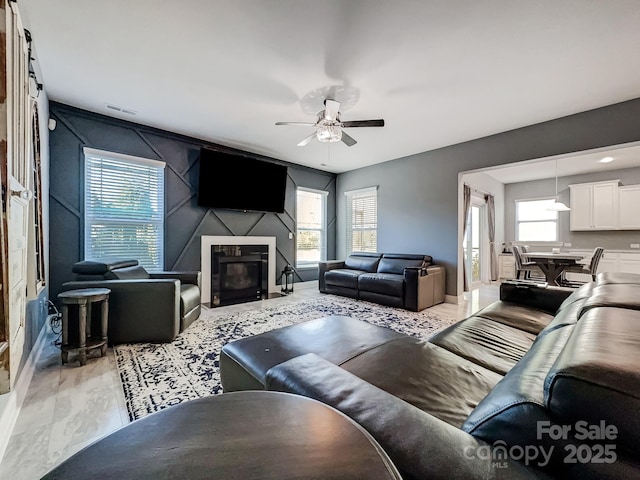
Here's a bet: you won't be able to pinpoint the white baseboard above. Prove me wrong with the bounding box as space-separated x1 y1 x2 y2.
445 294 464 304
292 280 318 290
0 322 49 464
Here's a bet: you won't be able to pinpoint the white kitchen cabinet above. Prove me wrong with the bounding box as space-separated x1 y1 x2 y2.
570 181 619 231
499 253 515 279
597 257 618 274
618 252 640 274
569 184 593 230
618 185 640 230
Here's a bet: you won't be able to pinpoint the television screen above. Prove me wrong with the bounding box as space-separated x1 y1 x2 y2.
197 148 288 213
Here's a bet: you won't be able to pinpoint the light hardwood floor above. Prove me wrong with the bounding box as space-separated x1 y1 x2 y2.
0 282 498 479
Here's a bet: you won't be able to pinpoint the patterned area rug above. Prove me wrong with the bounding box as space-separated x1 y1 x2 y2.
114 295 456 421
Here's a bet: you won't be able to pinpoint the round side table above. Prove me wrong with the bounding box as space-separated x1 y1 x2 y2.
58 288 111 366
41 391 402 479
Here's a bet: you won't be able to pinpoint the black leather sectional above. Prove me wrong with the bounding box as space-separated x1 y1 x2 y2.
319 252 445 310
221 272 640 479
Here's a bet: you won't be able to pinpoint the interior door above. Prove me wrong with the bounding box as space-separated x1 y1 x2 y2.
2 0 32 390
7 194 28 384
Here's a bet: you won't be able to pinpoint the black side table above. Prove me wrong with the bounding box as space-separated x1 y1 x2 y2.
41 391 402 479
58 288 110 366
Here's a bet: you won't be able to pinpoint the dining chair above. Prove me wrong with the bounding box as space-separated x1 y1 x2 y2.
561 247 605 285
512 245 539 280
519 245 533 263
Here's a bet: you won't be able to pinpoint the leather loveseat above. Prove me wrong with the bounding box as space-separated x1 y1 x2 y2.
62 259 201 344
319 252 445 311
220 273 640 479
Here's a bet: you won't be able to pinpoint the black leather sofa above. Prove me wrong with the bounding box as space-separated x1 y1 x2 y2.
318 252 445 311
62 259 201 344
220 273 640 479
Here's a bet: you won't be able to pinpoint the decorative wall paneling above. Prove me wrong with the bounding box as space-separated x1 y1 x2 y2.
48 102 337 301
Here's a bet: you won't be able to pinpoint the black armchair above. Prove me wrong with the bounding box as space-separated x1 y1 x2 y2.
62 259 201 344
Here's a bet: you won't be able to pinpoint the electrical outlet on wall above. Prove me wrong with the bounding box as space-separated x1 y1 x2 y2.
630 243 640 249
288 232 293 240
564 242 572 247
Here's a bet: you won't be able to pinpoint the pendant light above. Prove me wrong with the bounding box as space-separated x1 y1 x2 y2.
549 159 570 211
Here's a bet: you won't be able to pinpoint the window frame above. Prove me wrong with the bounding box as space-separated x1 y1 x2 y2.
31 104 45 293
83 147 166 271
345 186 378 254
514 196 559 242
295 186 328 269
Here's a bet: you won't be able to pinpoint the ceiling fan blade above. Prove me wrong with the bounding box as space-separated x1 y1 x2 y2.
341 119 385 128
324 99 340 121
341 131 357 147
275 121 316 126
297 132 317 147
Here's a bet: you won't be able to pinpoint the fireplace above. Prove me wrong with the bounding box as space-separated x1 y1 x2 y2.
210 245 268 307
200 236 277 305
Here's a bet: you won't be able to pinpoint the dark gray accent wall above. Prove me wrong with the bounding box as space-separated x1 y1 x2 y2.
505 166 640 249
48 102 336 301
20 291 48 376
336 97 640 296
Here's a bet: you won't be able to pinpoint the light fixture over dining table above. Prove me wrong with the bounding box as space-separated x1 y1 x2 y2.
548 159 571 211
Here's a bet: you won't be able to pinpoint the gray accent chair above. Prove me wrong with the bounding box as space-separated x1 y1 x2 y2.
62 259 201 344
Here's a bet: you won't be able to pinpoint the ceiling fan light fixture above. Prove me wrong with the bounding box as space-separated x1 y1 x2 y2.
316 123 342 143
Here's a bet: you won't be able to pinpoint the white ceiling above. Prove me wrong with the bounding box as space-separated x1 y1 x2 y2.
19 0 640 174
482 143 640 184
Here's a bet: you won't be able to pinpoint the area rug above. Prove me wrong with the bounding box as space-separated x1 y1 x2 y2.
114 295 456 421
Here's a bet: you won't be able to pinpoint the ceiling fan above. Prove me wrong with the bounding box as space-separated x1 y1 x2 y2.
275 99 384 147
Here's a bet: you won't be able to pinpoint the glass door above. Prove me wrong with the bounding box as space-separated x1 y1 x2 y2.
464 203 485 288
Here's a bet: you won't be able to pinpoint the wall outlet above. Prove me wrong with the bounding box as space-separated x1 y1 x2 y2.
564 242 572 247
631 243 640 249
288 232 293 240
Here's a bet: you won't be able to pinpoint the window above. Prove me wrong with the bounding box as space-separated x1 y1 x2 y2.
296 187 327 268
345 186 377 253
515 198 558 242
32 106 45 290
84 148 165 271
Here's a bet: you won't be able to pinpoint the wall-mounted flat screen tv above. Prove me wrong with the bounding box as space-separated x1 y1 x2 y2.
197 147 288 213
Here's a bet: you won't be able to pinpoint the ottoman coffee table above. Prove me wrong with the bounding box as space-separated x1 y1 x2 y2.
220 315 406 392
42 391 401 479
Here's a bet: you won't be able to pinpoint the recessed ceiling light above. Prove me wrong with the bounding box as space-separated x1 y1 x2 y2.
598 156 614 163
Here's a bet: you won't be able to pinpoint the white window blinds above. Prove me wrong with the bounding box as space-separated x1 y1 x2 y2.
296 187 328 267
345 186 377 253
84 148 165 271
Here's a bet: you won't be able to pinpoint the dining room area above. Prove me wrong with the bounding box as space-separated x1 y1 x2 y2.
511 245 603 287
459 141 640 294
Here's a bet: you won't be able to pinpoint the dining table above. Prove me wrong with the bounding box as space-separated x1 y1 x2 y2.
523 251 586 286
